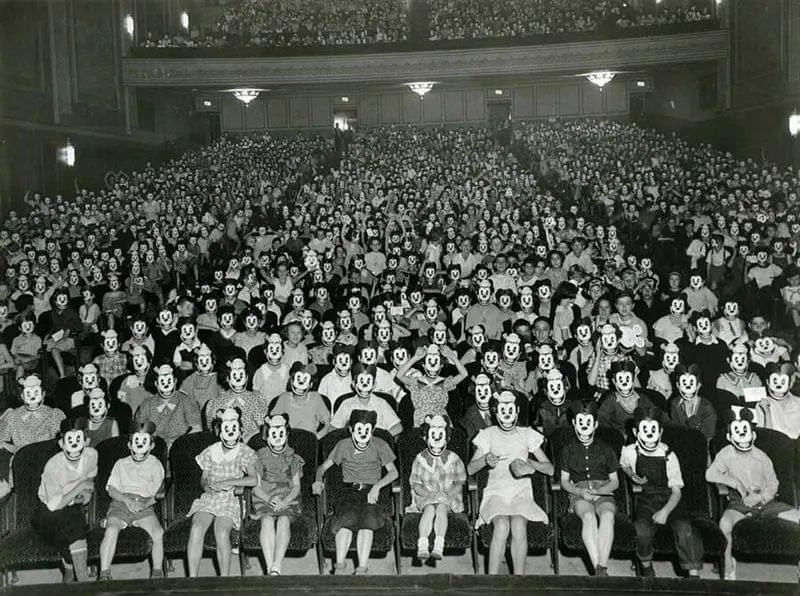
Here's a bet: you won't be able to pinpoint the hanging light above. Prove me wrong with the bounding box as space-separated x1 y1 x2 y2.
789 112 800 137
124 14 135 38
59 139 75 167
407 82 435 99
231 88 260 105
586 71 616 89
180 11 189 30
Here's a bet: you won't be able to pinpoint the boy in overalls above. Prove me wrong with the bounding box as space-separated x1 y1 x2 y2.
621 406 703 577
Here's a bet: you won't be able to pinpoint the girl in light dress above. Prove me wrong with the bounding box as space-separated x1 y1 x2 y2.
186 407 258 577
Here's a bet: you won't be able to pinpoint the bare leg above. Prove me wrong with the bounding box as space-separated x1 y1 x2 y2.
488 515 510 574
99 520 124 574
597 509 616 567
187 512 214 577
573 501 600 568
334 528 353 568
51 348 66 378
719 509 745 578
135 516 164 574
431 503 449 558
509 515 528 575
272 516 291 573
260 515 276 571
213 516 234 576
355 529 374 570
417 504 436 557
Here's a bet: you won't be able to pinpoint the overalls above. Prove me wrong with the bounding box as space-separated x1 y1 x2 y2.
634 447 704 570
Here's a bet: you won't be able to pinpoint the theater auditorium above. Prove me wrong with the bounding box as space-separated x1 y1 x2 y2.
0 1 798 595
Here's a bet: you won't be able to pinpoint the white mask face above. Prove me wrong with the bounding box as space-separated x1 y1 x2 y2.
678 372 698 399
767 372 790 399
482 350 499 373
495 399 518 431
729 351 747 374
663 351 679 372
267 421 288 454
266 340 283 365
88 395 108 422
130 431 153 462
477 285 491 304
220 418 241 448
354 372 375 397
321 324 336 346
103 335 118 355
334 352 351 376
81 368 99 390
22 384 44 411
503 339 520 363
546 376 565 406
695 317 712 336
670 299 685 316
61 429 87 461
538 351 555 371
728 419 754 452
635 419 661 452
573 413 597 444
575 323 592 346
724 302 739 318
613 371 634 396
360 347 378 366
291 371 312 395
351 421 373 451
228 365 247 391
474 377 492 411
426 422 448 457
601 331 618 352
156 373 176 397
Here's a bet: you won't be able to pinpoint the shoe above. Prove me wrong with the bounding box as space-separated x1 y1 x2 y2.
62 566 75 583
640 564 655 578
417 548 430 561
149 569 164 579
269 569 281 576
354 566 369 575
595 565 608 577
687 570 700 578
430 548 443 561
98 570 112 581
332 562 347 575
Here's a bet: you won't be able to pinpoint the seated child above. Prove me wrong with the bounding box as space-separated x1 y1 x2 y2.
620 406 704 577
186 407 258 577
10 316 42 378
98 422 165 580
33 417 98 582
706 408 800 580
468 391 554 575
407 415 466 561
313 409 398 575
85 388 120 445
252 414 304 576
560 400 620 577
269 362 332 438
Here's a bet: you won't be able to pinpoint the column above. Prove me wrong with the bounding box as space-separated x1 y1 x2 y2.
788 0 800 83
47 0 73 123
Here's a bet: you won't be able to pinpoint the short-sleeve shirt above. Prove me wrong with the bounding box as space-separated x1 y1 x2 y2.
619 443 683 489
559 437 620 483
0 405 65 448
404 376 459 427
270 391 330 433
331 393 401 432
38 448 99 511
329 436 395 485
106 454 165 499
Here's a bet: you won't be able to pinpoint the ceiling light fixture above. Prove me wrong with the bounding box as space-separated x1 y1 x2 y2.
408 81 435 99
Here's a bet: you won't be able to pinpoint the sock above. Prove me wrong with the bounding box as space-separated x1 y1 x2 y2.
70 549 88 582
417 536 429 553
432 535 445 553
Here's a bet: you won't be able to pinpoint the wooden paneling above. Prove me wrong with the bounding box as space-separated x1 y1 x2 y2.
310 96 331 127
403 93 421 123
513 87 534 119
465 89 485 121
536 85 558 117
422 92 442 123
581 84 603 115
221 98 243 131
444 91 465 122
267 98 288 128
381 94 402 123
359 95 379 125
289 97 309 127
244 99 266 129
605 82 629 113
559 84 580 116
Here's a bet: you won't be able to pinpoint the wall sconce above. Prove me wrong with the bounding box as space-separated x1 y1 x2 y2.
180 11 189 31
58 139 76 167
408 82 435 99
124 14 134 38
789 113 800 137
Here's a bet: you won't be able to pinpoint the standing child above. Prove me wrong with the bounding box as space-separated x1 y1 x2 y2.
186 407 258 577
408 415 466 561
312 409 398 575
252 414 304 576
33 417 98 582
98 422 165 580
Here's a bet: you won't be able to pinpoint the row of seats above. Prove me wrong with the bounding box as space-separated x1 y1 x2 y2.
0 423 797 581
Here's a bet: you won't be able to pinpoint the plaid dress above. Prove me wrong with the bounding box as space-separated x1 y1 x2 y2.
187 442 257 529
406 449 466 513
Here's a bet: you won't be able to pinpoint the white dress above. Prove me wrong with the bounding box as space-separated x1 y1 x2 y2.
472 426 548 527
